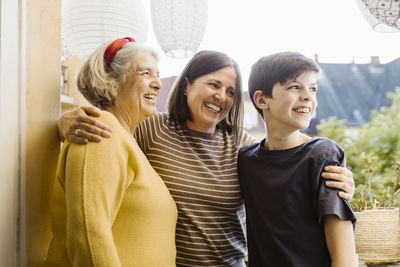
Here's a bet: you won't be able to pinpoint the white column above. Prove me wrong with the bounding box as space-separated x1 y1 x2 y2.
0 0 61 266
0 0 22 266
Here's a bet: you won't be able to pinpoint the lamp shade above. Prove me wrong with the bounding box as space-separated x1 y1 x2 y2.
356 0 400 32
151 0 208 58
62 0 149 60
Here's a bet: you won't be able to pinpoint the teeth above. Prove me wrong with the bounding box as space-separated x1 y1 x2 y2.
204 103 221 112
295 107 310 113
144 94 157 100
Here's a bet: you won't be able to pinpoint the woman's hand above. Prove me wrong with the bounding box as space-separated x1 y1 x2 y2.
58 106 112 144
322 166 355 201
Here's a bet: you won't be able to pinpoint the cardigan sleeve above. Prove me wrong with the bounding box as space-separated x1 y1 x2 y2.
64 122 133 267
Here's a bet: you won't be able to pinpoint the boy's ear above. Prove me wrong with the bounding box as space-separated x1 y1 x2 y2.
253 90 269 110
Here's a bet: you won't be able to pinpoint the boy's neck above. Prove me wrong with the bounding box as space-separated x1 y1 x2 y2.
264 130 311 150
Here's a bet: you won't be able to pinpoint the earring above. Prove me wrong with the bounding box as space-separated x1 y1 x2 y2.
184 90 187 96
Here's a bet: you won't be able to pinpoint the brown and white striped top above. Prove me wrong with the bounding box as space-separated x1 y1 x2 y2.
135 113 256 267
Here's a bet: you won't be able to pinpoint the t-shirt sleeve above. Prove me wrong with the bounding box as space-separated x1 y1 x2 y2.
312 139 356 225
239 130 258 148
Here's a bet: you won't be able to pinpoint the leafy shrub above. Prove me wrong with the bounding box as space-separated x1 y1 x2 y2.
317 88 400 211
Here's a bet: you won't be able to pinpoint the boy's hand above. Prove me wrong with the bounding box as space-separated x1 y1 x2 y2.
322 166 355 200
58 106 112 144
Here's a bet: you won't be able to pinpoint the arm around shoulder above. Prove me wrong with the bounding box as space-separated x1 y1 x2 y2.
319 139 355 200
58 106 112 144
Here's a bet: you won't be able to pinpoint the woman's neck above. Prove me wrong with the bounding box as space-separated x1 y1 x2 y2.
106 104 139 134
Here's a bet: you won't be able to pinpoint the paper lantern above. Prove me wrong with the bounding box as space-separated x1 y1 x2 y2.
356 0 400 32
62 0 149 60
151 0 208 58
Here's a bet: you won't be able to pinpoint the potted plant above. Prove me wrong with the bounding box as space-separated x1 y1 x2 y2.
350 157 400 264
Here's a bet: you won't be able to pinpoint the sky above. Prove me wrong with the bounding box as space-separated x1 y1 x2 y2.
142 0 400 90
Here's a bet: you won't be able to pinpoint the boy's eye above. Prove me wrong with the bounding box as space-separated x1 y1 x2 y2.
310 87 318 92
288 85 299 90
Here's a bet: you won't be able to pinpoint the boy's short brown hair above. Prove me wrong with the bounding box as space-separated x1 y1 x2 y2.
248 51 320 116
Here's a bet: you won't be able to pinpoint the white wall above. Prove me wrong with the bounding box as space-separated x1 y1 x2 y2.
0 0 22 266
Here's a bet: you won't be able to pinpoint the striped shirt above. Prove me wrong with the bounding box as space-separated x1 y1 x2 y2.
135 113 256 267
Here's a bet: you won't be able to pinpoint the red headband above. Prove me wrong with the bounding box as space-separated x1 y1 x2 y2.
104 37 135 70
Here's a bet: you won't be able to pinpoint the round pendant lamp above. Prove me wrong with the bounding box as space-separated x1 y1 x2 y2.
151 0 208 58
62 0 149 60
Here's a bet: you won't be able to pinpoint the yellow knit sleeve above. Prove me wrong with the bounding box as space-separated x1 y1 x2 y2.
64 119 133 267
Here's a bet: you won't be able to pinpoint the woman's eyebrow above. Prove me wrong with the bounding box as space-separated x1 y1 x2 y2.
207 79 236 90
206 79 221 84
136 66 160 74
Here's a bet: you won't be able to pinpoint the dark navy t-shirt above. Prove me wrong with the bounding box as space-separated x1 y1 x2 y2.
238 137 356 267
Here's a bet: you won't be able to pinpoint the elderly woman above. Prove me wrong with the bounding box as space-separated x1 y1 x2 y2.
45 37 177 267
58 50 355 267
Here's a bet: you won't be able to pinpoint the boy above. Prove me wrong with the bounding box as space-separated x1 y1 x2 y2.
238 52 357 267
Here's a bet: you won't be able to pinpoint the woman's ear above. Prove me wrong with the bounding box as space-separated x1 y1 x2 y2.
183 77 189 96
253 90 269 110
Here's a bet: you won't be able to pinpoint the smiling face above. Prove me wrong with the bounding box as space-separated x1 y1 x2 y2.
265 71 318 133
185 67 237 133
117 52 161 124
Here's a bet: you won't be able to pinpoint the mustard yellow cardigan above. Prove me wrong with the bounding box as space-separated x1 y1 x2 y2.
45 111 177 267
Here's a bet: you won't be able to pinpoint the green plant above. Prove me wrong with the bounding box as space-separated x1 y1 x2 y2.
350 157 400 212
317 88 400 211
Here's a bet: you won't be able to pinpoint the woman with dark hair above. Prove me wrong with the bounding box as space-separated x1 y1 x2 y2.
167 50 244 144
57 50 355 267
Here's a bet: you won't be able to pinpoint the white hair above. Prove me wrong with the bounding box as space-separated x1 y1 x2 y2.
77 40 159 109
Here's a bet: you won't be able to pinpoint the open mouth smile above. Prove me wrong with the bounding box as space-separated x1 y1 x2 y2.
204 102 222 113
293 107 311 114
144 94 157 103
